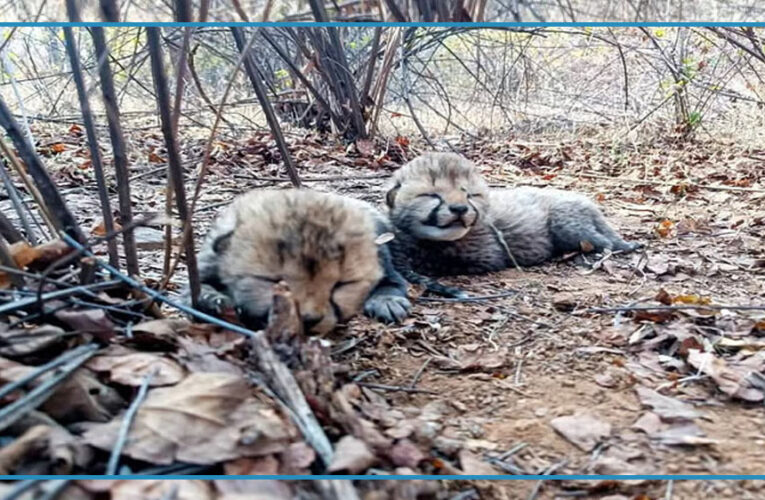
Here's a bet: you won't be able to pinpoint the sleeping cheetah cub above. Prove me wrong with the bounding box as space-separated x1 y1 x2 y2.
189 189 411 334
386 152 641 280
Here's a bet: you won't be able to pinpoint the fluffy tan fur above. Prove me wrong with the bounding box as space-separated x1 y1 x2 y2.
196 189 390 335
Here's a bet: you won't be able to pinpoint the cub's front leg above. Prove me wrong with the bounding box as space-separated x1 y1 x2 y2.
363 242 412 323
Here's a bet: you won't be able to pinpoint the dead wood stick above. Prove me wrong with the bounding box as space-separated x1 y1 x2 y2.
357 382 438 395
38 480 71 500
91 27 140 277
0 343 98 401
418 290 518 303
157 33 258 292
527 459 568 500
98 0 120 20
107 371 154 474
253 284 333 466
64 24 120 269
587 304 765 313
3 480 41 499
0 164 39 245
0 210 23 244
409 357 432 389
147 27 201 305
232 27 302 188
259 30 341 131
0 345 98 432
0 279 122 316
0 140 57 235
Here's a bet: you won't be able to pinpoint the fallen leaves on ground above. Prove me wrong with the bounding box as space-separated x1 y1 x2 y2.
550 413 612 451
83 373 297 465
86 346 186 387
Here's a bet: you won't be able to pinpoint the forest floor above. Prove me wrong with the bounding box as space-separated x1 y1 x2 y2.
2 122 765 499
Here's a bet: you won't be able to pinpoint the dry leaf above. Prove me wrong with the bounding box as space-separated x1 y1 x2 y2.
356 139 374 156
223 456 279 475
687 349 763 402
655 219 674 238
0 324 65 357
434 345 508 372
90 220 122 237
278 441 316 474
111 480 215 500
550 413 612 451
673 294 711 305
0 240 72 286
655 288 673 305
0 425 49 474
148 152 166 163
54 309 116 338
87 347 185 386
41 369 126 423
215 480 293 500
634 386 700 421
50 143 66 153
83 373 294 465
632 310 674 323
389 439 426 469
654 422 718 446
632 412 663 435
327 435 376 473
458 449 498 475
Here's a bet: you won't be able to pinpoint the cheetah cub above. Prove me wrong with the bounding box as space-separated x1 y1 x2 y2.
189 189 410 334
386 152 641 281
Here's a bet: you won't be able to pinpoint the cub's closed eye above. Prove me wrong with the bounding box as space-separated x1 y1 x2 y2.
247 274 282 283
468 193 483 198
416 193 442 200
332 280 361 292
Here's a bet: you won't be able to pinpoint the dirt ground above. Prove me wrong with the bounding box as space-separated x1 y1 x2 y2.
4 123 765 498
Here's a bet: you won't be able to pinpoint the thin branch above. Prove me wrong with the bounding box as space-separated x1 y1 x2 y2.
0 210 23 244
146 27 201 305
0 96 86 244
0 345 98 432
63 26 120 269
231 27 302 188
91 27 140 276
107 371 154 474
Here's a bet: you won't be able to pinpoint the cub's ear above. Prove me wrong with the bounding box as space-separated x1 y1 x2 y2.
212 230 234 254
385 183 401 208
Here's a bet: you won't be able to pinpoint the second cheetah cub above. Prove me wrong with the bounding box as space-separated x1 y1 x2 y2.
386 152 641 280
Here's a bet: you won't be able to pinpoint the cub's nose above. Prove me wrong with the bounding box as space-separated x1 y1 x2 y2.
302 314 324 331
448 204 469 216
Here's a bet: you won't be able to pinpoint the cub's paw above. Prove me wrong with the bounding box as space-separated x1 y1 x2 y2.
198 292 234 316
364 294 412 324
623 241 644 252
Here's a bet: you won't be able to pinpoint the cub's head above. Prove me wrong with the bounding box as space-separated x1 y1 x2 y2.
216 190 383 335
386 152 489 241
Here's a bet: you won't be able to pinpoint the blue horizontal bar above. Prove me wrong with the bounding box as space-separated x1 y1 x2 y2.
3 474 765 480
0 22 764 28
